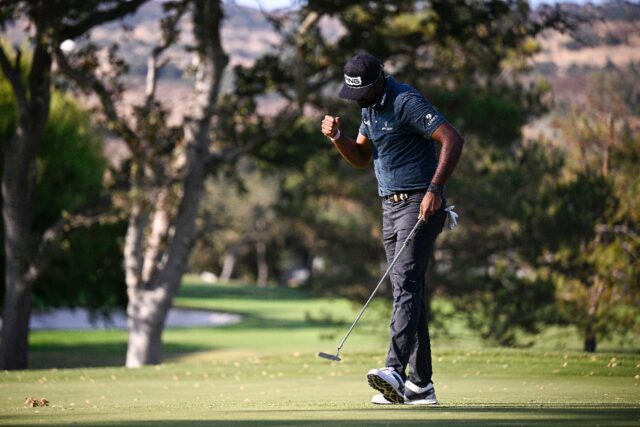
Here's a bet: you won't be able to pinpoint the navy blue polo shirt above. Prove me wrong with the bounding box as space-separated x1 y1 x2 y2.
358 76 447 197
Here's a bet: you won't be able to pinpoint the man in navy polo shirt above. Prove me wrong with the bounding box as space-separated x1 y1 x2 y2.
321 53 464 405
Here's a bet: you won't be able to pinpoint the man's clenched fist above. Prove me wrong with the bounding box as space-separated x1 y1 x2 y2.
321 115 341 139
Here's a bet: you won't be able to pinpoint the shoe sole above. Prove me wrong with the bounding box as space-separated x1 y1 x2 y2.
405 398 438 405
367 373 404 404
371 395 395 405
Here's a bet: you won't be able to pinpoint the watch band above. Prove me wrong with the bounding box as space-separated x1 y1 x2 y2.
329 129 341 142
427 182 444 196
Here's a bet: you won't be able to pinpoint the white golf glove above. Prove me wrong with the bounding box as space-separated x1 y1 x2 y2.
444 205 459 230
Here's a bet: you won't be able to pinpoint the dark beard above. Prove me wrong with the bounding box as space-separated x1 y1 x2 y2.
357 84 383 108
357 99 375 108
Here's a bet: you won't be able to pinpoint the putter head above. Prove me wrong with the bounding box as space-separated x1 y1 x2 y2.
317 352 341 362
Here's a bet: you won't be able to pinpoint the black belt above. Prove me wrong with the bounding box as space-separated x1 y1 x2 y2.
382 189 426 203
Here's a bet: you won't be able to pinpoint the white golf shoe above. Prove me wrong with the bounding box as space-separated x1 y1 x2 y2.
370 381 438 405
404 381 438 405
366 367 405 404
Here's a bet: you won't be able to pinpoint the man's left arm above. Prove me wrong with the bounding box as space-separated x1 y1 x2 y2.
419 123 464 221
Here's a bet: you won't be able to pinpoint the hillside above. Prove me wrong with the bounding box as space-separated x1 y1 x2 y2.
90 1 281 72
90 1 640 120
3 1 637 143
532 1 640 106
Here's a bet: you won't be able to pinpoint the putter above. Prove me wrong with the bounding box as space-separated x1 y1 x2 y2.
318 218 423 362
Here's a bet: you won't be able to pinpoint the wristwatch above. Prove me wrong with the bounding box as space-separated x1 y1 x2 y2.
427 182 444 196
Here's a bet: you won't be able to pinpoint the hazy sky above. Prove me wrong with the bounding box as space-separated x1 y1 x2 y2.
234 0 604 11
234 0 298 10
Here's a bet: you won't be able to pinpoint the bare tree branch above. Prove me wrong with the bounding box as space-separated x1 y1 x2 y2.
595 224 640 243
53 46 138 149
144 2 187 108
24 217 66 285
25 196 120 285
59 0 150 41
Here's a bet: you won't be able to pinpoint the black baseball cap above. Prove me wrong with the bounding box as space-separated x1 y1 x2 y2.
338 53 384 101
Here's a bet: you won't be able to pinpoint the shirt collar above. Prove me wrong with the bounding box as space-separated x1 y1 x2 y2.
372 76 393 110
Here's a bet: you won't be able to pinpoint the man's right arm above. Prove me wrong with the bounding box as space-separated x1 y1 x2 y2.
321 115 372 169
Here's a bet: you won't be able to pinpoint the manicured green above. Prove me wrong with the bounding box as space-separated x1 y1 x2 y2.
27 277 389 369
3 277 638 425
1 350 639 426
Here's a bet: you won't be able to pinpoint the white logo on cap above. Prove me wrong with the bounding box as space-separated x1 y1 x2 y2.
344 74 362 87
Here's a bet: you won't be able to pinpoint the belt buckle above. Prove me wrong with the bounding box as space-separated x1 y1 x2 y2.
390 193 407 203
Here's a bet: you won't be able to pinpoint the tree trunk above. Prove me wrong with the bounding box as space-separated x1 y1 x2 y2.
256 241 268 287
125 157 208 367
602 114 614 178
1 138 36 369
0 43 51 370
220 251 237 282
123 202 148 289
0 0 150 371
0 276 32 369
125 288 169 367
123 0 229 367
584 323 597 353
584 279 603 353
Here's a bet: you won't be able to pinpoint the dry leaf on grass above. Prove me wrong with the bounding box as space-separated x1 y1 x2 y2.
24 397 49 407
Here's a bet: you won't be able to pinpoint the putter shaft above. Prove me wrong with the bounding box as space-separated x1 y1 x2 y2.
334 219 422 354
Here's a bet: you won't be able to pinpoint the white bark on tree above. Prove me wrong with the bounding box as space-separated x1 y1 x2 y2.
124 0 229 367
0 0 149 370
55 0 233 367
220 252 237 282
256 241 269 287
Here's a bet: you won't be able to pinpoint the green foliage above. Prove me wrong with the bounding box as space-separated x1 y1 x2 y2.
547 133 640 349
225 1 566 309
522 171 609 256
32 222 127 312
446 141 568 342
33 93 106 229
0 73 16 143
460 272 559 347
0 73 126 311
523 64 640 351
427 85 529 147
201 1 639 352
192 166 282 282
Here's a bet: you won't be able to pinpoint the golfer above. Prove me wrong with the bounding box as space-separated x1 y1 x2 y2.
321 53 464 405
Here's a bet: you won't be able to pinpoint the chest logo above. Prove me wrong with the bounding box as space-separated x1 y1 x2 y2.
381 121 393 131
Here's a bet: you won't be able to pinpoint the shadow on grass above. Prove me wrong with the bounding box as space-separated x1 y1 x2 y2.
179 283 311 301
27 314 347 369
5 406 640 426
220 314 348 330
28 342 215 369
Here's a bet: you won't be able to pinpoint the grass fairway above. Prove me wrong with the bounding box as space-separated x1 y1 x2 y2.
1 350 639 426
2 278 639 426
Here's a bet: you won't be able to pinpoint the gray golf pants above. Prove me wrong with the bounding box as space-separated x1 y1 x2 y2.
382 192 445 387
